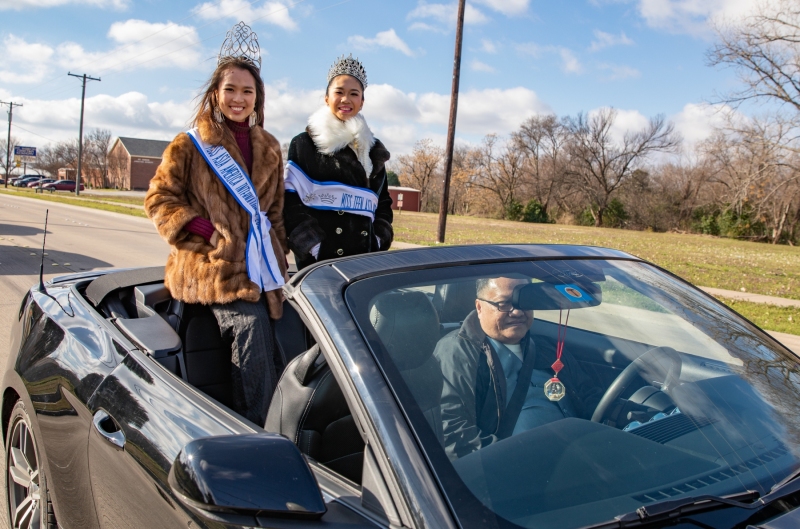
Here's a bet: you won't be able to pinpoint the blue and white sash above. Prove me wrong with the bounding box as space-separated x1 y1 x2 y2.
187 128 284 292
284 160 378 222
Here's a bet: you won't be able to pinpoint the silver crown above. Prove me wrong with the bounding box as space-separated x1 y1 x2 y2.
327 54 368 89
218 21 261 70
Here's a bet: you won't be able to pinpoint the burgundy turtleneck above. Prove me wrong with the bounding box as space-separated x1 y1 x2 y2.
225 117 253 174
183 117 254 243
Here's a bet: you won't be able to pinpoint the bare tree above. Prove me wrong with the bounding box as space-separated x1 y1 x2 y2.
396 139 444 212
513 114 570 217
0 136 21 178
708 0 800 118
565 108 680 226
86 128 112 188
470 134 529 218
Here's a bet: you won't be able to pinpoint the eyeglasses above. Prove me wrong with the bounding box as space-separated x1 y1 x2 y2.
477 298 520 313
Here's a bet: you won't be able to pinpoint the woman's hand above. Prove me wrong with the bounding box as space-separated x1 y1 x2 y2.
210 230 220 248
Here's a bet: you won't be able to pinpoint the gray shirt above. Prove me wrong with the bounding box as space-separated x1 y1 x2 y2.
487 337 571 435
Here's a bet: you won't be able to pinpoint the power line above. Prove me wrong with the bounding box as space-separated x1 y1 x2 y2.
9 124 59 144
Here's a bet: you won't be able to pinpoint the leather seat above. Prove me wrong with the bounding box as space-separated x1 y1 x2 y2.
432 279 476 324
369 291 444 443
179 304 234 408
266 345 364 484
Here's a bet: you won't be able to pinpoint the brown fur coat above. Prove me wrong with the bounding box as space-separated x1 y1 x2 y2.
144 112 288 319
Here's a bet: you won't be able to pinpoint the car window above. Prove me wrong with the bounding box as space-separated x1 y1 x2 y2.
345 259 800 529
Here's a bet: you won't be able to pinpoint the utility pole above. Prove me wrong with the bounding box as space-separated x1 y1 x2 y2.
1 101 22 189
436 0 466 244
68 72 100 196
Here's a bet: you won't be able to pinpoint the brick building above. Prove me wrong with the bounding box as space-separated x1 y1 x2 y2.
108 137 171 190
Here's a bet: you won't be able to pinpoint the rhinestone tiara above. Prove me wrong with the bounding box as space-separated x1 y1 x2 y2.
218 21 261 70
327 54 368 89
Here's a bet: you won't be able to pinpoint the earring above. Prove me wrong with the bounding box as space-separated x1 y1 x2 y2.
213 107 224 123
249 111 258 128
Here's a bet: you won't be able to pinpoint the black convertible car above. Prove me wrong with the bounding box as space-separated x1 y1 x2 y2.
5 245 800 529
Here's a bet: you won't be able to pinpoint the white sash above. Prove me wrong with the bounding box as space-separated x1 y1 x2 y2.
187 128 284 292
284 160 378 222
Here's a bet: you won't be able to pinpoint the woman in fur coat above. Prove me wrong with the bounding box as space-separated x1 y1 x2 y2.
144 26 287 425
283 55 393 270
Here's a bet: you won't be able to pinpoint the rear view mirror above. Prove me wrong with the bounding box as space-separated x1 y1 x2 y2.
169 434 326 520
513 281 601 311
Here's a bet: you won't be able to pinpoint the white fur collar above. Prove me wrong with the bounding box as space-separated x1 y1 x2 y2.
307 106 376 177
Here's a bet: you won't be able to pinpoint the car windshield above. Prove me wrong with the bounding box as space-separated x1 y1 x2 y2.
345 258 800 529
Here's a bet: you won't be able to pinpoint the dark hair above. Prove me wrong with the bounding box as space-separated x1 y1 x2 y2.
194 58 265 128
326 74 365 99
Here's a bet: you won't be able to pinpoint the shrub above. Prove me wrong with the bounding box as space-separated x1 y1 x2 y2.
521 199 551 223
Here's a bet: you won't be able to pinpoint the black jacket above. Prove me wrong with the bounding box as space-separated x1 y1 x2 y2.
434 311 603 460
284 131 393 269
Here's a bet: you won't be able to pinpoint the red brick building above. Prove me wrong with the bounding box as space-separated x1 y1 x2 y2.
108 137 171 190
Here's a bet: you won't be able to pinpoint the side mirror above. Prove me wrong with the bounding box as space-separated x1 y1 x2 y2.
513 281 601 311
168 434 326 520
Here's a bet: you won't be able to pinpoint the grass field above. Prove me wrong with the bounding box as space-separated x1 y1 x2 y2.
0 187 147 218
713 298 800 335
394 212 800 301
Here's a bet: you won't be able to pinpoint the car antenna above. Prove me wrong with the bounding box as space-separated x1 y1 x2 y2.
37 209 49 293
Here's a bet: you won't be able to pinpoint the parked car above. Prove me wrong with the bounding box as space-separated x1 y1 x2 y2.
27 178 55 188
41 179 84 192
6 245 800 529
12 176 41 187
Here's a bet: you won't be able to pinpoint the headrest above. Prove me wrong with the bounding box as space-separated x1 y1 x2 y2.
432 280 476 323
370 291 440 371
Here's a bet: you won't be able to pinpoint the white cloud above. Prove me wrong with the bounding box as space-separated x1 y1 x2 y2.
54 20 202 72
635 0 759 35
597 63 641 79
470 60 495 72
0 0 127 10
473 0 529 16
2 81 549 158
348 29 415 57
0 35 54 83
481 38 499 54
670 102 733 146
517 43 583 74
559 48 582 74
589 29 634 52
407 1 489 32
192 0 298 31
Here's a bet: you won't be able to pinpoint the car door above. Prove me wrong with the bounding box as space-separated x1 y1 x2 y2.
85 348 249 529
14 288 124 529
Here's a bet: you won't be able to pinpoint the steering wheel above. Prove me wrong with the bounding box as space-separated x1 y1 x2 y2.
591 346 682 424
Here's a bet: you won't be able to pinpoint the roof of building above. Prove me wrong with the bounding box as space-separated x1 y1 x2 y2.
388 186 420 192
115 137 171 158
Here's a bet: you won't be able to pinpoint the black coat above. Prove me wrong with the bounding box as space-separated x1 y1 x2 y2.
284 131 393 269
433 311 603 460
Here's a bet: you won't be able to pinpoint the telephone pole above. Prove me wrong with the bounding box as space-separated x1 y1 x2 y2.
436 0 466 244
68 72 100 196
1 101 23 189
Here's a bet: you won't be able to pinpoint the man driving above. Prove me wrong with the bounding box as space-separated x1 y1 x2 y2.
434 277 601 460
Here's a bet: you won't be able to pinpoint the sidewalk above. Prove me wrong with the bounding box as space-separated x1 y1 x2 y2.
699 286 800 308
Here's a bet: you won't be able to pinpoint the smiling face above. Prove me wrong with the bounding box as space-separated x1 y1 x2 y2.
475 277 534 344
215 67 257 123
325 75 364 121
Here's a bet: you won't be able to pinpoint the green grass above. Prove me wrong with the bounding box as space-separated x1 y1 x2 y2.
0 187 147 218
394 212 800 301
713 297 800 335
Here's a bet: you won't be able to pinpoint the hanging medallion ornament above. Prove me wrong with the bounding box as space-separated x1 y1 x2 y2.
218 21 262 71
545 309 570 401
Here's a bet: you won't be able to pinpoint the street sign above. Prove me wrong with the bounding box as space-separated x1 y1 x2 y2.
13 146 36 164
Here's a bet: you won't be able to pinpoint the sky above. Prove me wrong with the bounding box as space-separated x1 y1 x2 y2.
0 0 763 158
